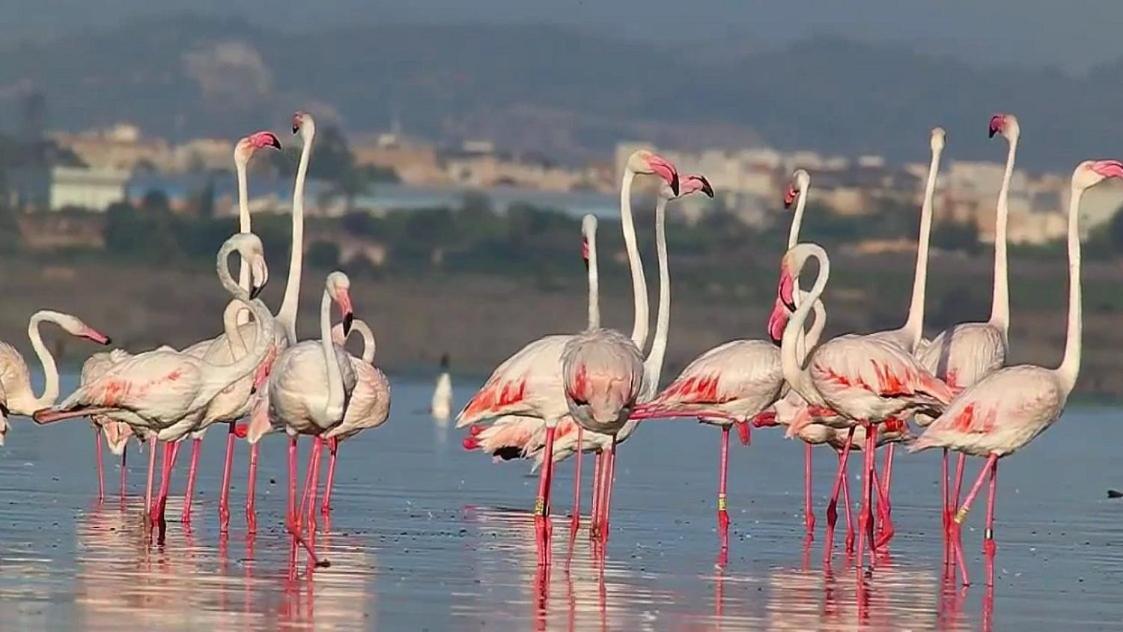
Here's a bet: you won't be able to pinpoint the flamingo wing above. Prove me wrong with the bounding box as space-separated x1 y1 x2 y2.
0 342 30 399
917 322 1006 392
635 340 782 418
456 335 570 427
812 336 953 406
56 350 204 422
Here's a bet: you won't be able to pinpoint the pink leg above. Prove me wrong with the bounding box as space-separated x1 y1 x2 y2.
941 448 951 564
717 426 731 534
298 441 318 527
952 453 999 586
219 423 236 533
322 438 338 515
535 425 557 566
872 462 895 550
950 451 967 566
305 438 323 530
879 443 895 539
95 428 105 502
600 438 618 545
287 437 298 527
855 423 877 571
571 427 583 532
804 442 815 539
153 441 180 527
842 464 855 555
984 459 999 587
181 437 202 524
144 436 157 516
589 451 604 539
823 427 855 564
245 442 259 533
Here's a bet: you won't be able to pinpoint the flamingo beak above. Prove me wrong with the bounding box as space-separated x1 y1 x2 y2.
82 328 111 346
988 114 1004 139
767 298 789 346
1092 160 1123 179
698 176 715 198
250 284 264 300
582 239 590 270
647 155 680 196
778 271 796 311
784 186 797 209
337 289 354 335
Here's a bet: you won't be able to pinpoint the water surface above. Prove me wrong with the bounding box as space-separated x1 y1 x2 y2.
0 376 1119 630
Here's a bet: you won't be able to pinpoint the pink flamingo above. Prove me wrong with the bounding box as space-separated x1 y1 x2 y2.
244 272 357 566
916 114 1019 551
456 151 678 564
319 318 391 514
910 159 1121 586
773 242 953 570
33 234 276 528
630 169 813 537
0 310 110 462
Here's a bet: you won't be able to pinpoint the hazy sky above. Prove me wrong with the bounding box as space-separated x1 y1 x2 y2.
2 0 1120 73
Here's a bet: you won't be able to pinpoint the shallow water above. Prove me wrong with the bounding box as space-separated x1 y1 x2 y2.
0 375 1120 630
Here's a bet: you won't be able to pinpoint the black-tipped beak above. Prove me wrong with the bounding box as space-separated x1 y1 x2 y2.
292 125 300 134
268 135 282 150
988 128 997 139
699 177 714 198
342 312 354 336
102 337 112 346
670 171 680 196
250 284 264 300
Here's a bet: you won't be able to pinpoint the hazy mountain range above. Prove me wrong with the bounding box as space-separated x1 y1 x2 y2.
3 15 1123 170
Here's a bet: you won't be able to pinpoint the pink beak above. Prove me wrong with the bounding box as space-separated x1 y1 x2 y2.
647 154 680 196
1092 160 1123 179
778 270 795 310
784 186 798 208
336 289 354 335
82 327 111 346
767 297 789 346
988 114 1005 138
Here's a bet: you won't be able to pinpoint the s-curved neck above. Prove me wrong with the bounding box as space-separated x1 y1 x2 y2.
220 299 250 357
319 288 346 423
901 141 943 351
216 240 248 301
332 320 376 364
199 295 273 406
1056 183 1084 394
990 134 1018 336
278 128 314 344
620 170 649 349
642 196 671 399
795 294 827 362
781 247 830 404
23 311 63 410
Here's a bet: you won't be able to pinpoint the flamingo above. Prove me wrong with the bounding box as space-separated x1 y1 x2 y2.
33 233 276 527
772 242 953 569
174 129 284 527
319 318 391 515
563 173 713 545
0 310 110 457
910 159 1121 586
629 169 815 538
244 271 356 565
431 354 453 422
456 150 678 564
916 114 1019 551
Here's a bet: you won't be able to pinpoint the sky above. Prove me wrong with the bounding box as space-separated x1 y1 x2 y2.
2 0 1121 74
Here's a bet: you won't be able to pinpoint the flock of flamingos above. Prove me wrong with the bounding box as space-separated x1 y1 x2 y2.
0 110 1106 590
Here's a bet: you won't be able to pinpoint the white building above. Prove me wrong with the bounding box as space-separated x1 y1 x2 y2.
8 166 130 212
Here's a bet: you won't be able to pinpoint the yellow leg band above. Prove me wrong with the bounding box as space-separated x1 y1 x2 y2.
717 495 728 512
533 497 546 517
954 507 968 524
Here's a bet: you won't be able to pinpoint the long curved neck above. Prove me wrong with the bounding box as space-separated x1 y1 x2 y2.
199 296 273 404
235 160 253 326
330 321 376 363
215 241 245 300
620 170 649 349
901 143 942 350
220 300 250 357
795 294 827 362
989 135 1018 335
642 196 670 398
781 251 830 404
788 187 808 249
1056 184 1084 394
587 233 600 331
319 289 346 421
277 129 314 343
24 312 61 408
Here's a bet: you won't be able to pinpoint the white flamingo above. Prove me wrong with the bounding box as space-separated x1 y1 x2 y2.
431 354 452 423
774 242 953 569
911 159 1121 587
916 113 1019 547
455 150 678 565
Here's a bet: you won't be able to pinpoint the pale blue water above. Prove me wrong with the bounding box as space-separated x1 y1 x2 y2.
0 375 1119 630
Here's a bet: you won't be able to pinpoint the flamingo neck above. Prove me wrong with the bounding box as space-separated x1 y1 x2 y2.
334 320 377 364
788 184 808 249
901 142 943 351
587 226 600 331
620 170 649 349
200 295 273 406
319 289 346 423
989 135 1018 336
1056 184 1084 394
781 247 830 405
796 294 827 362
20 311 62 411
215 240 243 299
278 128 314 344
220 299 250 357
235 160 253 326
642 196 671 399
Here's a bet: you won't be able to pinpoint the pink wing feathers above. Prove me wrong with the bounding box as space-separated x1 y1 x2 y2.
457 335 570 427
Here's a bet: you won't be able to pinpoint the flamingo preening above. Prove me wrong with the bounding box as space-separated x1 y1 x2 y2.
916 113 1019 555
911 159 1121 586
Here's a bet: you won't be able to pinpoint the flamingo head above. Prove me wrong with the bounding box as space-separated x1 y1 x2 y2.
784 169 809 209
565 363 635 427
102 422 133 456
234 131 281 166
767 295 790 346
226 233 269 298
988 113 1020 141
1075 159 1123 190
580 214 597 267
930 127 946 152
626 150 679 196
292 111 316 138
48 312 112 345
680 174 715 198
327 271 354 335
